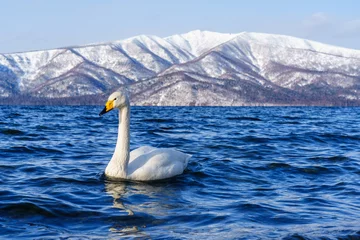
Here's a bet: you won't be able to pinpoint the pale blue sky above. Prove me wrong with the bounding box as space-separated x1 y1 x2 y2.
0 0 360 53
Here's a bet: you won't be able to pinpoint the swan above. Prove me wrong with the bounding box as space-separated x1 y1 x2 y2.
99 91 191 181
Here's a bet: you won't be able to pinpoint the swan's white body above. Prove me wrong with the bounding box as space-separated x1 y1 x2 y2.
100 91 190 181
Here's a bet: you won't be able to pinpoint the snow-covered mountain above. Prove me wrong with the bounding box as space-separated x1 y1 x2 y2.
1 30 360 105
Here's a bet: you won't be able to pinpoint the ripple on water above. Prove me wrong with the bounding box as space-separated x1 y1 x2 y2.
35 125 53 131
1 202 55 218
226 116 262 121
309 155 349 162
1 128 25 135
267 162 292 169
2 146 64 154
141 118 176 123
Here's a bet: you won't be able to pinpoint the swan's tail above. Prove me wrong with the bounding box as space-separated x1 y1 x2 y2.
183 154 191 170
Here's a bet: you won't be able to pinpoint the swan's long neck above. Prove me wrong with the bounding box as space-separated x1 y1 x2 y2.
106 104 130 179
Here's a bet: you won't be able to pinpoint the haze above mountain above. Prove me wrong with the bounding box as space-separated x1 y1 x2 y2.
1 30 360 106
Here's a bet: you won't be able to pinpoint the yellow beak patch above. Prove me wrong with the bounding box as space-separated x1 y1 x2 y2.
99 99 114 116
105 100 114 111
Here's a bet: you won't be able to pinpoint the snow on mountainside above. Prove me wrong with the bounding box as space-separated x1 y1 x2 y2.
165 30 238 56
0 30 360 105
162 32 360 88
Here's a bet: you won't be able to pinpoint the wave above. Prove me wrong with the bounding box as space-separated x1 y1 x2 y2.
1 128 25 135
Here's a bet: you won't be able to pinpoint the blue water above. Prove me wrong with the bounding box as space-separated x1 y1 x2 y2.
0 106 360 239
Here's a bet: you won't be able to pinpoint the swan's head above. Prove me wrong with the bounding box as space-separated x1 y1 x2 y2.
99 91 129 116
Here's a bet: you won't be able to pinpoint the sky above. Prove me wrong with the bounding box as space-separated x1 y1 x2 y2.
0 0 360 53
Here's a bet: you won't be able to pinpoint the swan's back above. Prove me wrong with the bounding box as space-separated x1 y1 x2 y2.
128 146 190 181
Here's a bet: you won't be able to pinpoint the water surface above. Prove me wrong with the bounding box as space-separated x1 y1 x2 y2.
0 106 360 239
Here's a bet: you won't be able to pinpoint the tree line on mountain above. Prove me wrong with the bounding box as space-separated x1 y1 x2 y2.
0 92 359 106
0 94 106 106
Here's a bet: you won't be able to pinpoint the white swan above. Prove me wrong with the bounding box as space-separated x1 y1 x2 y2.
99 91 191 181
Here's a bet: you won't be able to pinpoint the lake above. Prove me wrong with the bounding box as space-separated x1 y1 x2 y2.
0 106 359 239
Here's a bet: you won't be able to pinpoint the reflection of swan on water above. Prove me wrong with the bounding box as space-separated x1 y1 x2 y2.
105 180 178 217
105 180 178 236
99 90 191 181
105 181 134 215
105 181 142 236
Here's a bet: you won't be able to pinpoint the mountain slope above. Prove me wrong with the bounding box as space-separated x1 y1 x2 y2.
1 30 360 105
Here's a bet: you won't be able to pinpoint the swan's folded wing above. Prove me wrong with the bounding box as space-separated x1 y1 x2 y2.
129 146 157 162
128 148 190 181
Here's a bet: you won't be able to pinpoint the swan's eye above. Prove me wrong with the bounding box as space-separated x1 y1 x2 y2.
114 98 117 100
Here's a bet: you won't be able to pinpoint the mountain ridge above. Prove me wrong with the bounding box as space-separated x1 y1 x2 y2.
1 30 360 105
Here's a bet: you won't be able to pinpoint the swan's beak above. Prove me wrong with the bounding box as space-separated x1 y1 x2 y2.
99 100 114 116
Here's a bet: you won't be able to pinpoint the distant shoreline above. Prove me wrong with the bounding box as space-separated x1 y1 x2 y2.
1 95 359 107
